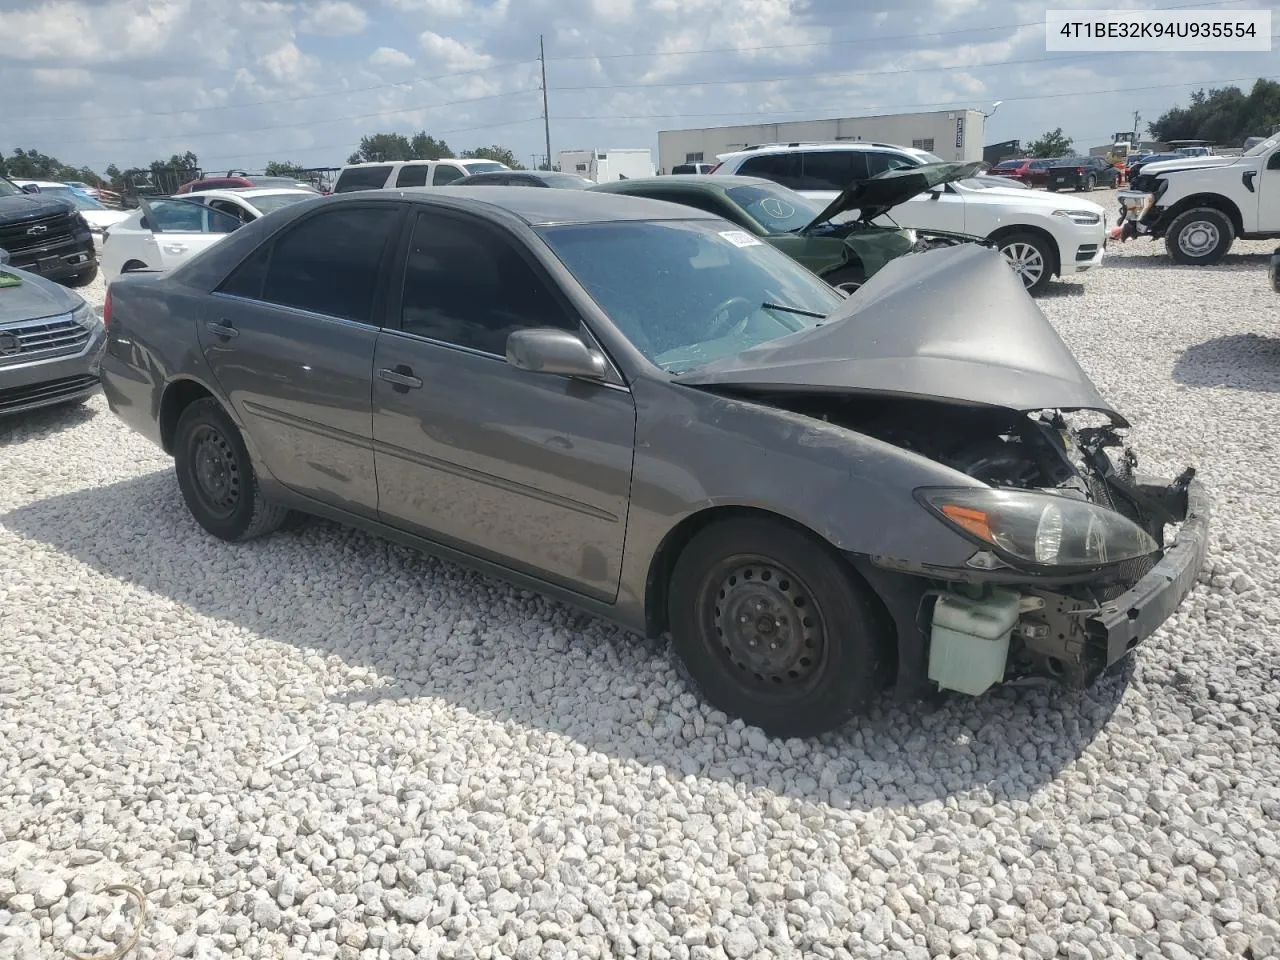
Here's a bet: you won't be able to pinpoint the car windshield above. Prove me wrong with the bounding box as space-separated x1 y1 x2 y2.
539 219 843 374
37 185 106 210
0 178 20 197
993 160 1023 170
248 192 318 214
916 151 945 164
724 183 822 233
1243 135 1279 158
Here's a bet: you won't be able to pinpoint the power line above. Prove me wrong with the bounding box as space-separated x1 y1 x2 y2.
33 90 542 149
547 38 1280 94
18 60 541 123
551 73 1280 122
543 0 1254 62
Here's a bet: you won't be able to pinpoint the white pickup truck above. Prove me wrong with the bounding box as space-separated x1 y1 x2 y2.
1117 134 1280 265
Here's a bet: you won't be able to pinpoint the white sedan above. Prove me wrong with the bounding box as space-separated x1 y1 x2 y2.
100 188 319 283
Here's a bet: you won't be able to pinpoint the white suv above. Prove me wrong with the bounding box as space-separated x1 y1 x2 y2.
333 158 510 193
711 142 1108 294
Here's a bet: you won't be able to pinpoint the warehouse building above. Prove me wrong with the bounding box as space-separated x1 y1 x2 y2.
657 109 985 173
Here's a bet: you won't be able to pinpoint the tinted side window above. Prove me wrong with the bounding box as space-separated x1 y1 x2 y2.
865 152 918 177
219 245 271 299
400 212 575 355
432 165 465 185
260 206 402 324
736 154 801 189
396 164 430 187
334 165 392 192
798 151 868 191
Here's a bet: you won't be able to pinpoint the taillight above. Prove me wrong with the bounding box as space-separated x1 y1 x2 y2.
103 288 112 329
1077 167 1084 174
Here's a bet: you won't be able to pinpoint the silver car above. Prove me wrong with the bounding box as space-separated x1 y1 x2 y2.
98 189 1207 737
0 247 105 416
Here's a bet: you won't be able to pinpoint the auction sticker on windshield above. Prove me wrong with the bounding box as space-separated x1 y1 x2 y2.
720 230 763 248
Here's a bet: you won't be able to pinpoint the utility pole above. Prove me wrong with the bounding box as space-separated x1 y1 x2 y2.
1132 110 1141 144
540 35 552 173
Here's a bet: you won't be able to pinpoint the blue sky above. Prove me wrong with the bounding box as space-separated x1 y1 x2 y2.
3 0 1278 175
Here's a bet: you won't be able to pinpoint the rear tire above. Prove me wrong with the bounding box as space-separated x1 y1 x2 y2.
173 398 292 542
1084 174 1097 191
1165 207 1234 266
667 517 891 738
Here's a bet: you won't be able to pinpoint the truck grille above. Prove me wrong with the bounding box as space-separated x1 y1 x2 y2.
0 211 76 253
0 374 98 413
0 314 91 365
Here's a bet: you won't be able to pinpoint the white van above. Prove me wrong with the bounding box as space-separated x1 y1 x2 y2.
332 158 510 193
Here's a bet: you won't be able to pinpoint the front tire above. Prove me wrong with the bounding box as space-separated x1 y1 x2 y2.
667 517 891 738
1165 207 1234 266
173 398 292 542
997 231 1055 295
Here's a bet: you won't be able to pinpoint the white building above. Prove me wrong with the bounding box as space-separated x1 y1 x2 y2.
657 110 985 173
557 148 655 182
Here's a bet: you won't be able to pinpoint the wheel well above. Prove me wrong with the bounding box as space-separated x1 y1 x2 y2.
987 224 1061 276
122 259 148 272
1163 194 1243 237
159 379 216 454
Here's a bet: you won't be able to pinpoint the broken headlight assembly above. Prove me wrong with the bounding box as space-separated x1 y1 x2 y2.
915 487 1159 572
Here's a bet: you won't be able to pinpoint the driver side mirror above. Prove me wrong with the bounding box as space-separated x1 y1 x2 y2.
21 183 40 194
506 328 608 380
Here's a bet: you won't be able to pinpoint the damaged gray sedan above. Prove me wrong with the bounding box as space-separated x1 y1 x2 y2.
99 189 1208 737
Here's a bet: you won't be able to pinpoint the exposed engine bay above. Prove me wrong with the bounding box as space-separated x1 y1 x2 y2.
738 391 1198 690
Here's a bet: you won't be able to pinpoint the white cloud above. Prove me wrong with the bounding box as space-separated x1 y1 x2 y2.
259 41 317 84
368 46 415 70
297 1 369 36
388 0 471 15
418 31 493 72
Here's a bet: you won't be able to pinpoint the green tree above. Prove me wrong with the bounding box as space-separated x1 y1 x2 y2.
410 132 452 160
1149 79 1280 145
347 133 414 164
104 164 122 186
462 145 521 169
265 160 306 176
1027 128 1073 158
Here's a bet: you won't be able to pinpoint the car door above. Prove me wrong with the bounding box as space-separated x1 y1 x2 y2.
200 202 406 517
136 197 241 270
371 207 637 600
431 164 466 185
1257 145 1280 233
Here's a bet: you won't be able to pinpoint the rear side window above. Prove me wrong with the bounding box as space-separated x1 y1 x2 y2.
432 165 466 185
994 160 1022 170
864 152 918 177
399 211 576 355
396 164 430 187
258 206 402 323
334 165 392 192
736 153 802 190
798 151 869 191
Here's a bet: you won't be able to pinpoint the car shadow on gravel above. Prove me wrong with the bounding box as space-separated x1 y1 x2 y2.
2 470 1133 810
1101 251 1274 271
0 401 97 447
1173 334 1280 392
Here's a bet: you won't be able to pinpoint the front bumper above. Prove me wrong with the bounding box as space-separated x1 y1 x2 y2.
0 324 106 417
1085 477 1209 667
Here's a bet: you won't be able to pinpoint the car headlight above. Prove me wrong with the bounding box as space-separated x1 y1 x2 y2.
916 487 1159 570
1051 209 1102 225
74 212 90 230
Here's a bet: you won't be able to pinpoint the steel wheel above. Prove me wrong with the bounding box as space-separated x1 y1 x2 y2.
187 424 241 520
1177 219 1220 258
709 558 826 690
1000 240 1046 289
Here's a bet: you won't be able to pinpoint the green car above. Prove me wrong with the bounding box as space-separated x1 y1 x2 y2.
590 162 985 291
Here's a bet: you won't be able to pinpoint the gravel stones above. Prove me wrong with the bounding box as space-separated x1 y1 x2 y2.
2 211 1279 958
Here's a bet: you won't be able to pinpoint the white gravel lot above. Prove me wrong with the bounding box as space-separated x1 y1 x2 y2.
2 191 1279 960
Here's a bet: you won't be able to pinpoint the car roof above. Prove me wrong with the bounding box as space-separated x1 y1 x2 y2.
599 174 780 190
718 141 924 160
351 187 721 225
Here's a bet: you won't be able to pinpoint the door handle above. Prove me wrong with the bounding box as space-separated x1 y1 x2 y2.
163 242 188 254
205 319 238 339
378 366 423 391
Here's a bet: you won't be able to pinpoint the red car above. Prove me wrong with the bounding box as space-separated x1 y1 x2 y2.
177 174 321 195
988 158 1054 187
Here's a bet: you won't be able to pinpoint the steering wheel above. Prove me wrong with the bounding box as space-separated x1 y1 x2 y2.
707 296 756 340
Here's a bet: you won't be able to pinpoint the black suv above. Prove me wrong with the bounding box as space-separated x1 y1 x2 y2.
0 176 97 286
1046 156 1120 192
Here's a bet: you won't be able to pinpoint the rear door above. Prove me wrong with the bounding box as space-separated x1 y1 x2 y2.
431 164 467 185
137 197 241 270
200 202 406 516
333 164 394 193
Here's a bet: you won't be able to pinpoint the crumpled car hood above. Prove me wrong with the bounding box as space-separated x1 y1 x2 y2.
677 242 1127 424
804 161 985 229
